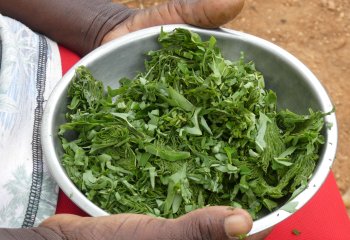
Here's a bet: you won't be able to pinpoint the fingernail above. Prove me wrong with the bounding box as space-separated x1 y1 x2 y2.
224 214 250 238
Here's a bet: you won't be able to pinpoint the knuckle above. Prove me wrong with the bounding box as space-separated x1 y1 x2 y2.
173 216 227 240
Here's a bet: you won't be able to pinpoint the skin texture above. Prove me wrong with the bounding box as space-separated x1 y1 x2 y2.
0 0 244 55
102 0 245 44
40 207 253 240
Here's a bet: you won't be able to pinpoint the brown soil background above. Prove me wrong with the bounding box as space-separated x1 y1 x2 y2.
115 0 350 215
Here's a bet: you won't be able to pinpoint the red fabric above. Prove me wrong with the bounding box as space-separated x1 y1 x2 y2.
56 46 350 239
59 46 81 74
266 173 350 240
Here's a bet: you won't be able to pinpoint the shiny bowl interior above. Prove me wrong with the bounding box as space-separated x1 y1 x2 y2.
42 24 337 235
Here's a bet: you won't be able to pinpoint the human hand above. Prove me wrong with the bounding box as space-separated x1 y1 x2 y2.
102 0 245 44
40 206 257 240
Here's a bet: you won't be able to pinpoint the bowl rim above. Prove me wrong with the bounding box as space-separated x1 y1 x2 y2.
42 24 338 235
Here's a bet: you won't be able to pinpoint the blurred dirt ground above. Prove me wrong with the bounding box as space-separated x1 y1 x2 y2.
114 0 350 215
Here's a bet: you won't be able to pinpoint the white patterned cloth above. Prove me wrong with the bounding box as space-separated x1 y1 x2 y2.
0 15 62 227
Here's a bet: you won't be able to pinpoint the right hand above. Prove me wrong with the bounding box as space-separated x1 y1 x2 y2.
102 0 245 44
40 206 260 240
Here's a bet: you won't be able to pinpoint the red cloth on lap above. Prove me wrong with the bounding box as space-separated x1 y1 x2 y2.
56 46 350 240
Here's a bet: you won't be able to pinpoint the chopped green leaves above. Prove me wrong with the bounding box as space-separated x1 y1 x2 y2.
59 28 329 219
292 229 301 236
281 201 299 213
144 144 191 161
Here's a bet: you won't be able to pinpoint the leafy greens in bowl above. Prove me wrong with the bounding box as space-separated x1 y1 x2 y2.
42 25 337 235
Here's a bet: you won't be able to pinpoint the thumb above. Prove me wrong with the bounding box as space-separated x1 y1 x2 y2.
40 206 252 240
174 206 253 239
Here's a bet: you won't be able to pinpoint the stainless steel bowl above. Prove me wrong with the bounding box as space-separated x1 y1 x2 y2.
42 24 337 236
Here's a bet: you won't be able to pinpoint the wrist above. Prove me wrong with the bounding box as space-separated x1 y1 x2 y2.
90 3 135 50
100 8 137 46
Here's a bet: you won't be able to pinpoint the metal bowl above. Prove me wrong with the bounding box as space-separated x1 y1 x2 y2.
42 24 337 236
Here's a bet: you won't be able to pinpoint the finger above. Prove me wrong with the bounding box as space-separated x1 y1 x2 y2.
102 0 245 44
40 207 252 240
170 0 245 28
130 0 245 29
94 207 252 240
175 206 252 239
41 213 161 239
105 206 253 240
